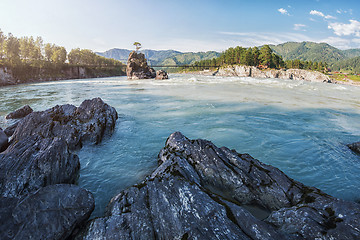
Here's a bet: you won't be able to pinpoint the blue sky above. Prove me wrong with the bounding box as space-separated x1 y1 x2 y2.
0 0 359 52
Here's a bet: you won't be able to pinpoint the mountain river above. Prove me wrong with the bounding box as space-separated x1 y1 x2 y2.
1 74 359 217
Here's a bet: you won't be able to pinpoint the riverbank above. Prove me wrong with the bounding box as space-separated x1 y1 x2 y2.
188 65 360 86
0 65 125 87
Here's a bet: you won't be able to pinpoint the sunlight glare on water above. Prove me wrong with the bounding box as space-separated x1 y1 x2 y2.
0 74 359 217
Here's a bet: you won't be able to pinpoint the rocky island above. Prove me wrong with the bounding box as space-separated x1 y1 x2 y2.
126 51 168 80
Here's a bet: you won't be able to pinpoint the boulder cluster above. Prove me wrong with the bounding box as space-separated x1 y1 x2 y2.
126 51 168 80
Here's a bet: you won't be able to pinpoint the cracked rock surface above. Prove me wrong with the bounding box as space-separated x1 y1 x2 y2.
77 132 360 240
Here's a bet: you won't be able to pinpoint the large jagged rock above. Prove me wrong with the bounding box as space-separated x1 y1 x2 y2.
348 142 360 154
0 97 118 198
5 105 33 119
0 184 94 240
126 51 156 79
77 132 360 239
0 98 118 239
0 128 9 152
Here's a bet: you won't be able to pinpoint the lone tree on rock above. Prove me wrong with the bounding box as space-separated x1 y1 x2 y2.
133 42 141 52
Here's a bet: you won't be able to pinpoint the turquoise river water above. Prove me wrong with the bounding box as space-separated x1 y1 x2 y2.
1 74 360 217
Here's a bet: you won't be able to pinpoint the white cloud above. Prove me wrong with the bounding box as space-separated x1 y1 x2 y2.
321 36 360 49
219 32 314 47
278 8 290 16
310 10 325 17
310 10 336 20
328 20 360 37
294 24 307 31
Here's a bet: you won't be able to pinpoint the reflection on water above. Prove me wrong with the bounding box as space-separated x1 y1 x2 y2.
0 74 360 217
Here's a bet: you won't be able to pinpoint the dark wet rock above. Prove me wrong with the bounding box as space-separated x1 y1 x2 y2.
5 105 33 119
0 127 9 152
126 51 156 79
0 97 118 198
11 97 118 150
155 70 169 80
0 184 94 240
0 136 79 197
77 132 360 240
3 122 17 137
348 142 360 154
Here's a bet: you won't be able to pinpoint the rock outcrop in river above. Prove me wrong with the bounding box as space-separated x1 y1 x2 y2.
0 98 118 239
126 51 168 80
208 65 334 83
77 132 360 239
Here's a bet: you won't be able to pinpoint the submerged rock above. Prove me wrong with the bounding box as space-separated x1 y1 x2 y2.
5 105 33 119
155 70 168 80
126 51 156 79
77 132 360 239
348 142 360 154
0 184 94 240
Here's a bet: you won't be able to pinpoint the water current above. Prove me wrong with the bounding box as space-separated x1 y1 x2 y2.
1 74 359 217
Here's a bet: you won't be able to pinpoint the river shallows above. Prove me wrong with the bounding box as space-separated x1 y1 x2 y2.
1 74 359 217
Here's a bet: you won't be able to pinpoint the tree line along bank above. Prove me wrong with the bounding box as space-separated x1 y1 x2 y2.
0 29 125 81
184 45 328 73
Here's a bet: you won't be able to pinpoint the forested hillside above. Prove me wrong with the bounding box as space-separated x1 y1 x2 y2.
331 56 360 73
269 42 345 63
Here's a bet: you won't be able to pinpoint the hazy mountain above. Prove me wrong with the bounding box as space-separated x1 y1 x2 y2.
96 49 219 66
343 49 360 59
96 49 181 65
160 51 220 65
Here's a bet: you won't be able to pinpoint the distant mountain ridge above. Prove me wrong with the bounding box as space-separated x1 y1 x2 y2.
96 49 220 66
97 42 360 73
269 41 360 63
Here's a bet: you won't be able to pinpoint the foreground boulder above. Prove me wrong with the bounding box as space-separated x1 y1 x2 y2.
348 142 360 154
0 98 118 198
0 98 118 239
5 105 33 119
77 132 360 239
0 184 94 240
126 51 156 79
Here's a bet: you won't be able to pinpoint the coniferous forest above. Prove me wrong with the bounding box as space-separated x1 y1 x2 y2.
185 45 328 73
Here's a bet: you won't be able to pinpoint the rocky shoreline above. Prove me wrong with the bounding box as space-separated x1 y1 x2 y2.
0 66 125 87
1 99 360 239
190 65 360 86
